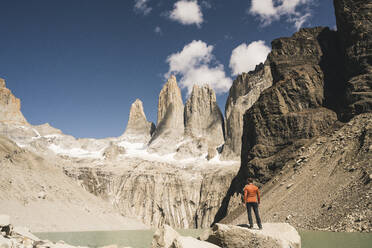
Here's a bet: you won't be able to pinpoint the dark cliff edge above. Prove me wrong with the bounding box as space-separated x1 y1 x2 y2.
213 0 372 232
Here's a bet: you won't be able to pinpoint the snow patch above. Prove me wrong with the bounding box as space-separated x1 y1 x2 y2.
48 144 104 159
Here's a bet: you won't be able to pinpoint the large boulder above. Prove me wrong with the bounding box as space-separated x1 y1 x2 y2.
222 64 273 160
334 0 372 117
121 99 155 143
152 224 220 248
149 76 184 154
0 78 29 125
200 223 300 248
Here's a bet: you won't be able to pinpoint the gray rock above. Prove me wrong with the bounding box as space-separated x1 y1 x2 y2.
0 236 12 248
334 0 372 117
152 224 219 248
172 236 220 248
222 64 273 160
149 76 184 154
12 226 40 241
121 99 155 143
201 223 300 248
184 84 224 148
152 224 180 248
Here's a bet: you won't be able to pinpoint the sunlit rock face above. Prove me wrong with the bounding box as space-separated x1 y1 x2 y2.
221 64 273 160
121 99 155 143
149 76 184 154
0 78 28 125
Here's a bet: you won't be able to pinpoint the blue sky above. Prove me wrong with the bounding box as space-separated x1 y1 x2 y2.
0 0 336 138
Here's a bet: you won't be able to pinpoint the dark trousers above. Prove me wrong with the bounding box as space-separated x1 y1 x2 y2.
246 202 262 228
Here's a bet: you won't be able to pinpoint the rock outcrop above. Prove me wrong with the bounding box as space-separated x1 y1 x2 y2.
184 84 224 147
149 76 184 154
0 78 28 125
152 224 219 248
122 99 155 143
200 223 300 248
222 64 273 160
334 0 372 117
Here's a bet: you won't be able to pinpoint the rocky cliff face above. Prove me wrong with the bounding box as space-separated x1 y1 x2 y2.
149 76 184 154
334 0 372 117
121 99 155 143
220 113 372 233
221 64 273 160
214 0 372 230
64 160 239 229
0 78 28 125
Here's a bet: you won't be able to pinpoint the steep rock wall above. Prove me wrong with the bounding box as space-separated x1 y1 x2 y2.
64 161 239 229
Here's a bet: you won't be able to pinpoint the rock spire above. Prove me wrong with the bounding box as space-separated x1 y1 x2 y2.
149 76 184 154
122 99 155 143
184 84 224 147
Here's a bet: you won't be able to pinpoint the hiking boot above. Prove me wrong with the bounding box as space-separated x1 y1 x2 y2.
259 226 263 230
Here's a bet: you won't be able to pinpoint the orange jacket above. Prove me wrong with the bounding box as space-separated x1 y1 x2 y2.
244 184 260 203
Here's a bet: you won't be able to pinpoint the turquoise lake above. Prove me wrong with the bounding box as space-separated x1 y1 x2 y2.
35 229 372 248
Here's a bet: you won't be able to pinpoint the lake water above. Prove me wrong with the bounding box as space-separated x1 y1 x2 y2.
35 229 372 248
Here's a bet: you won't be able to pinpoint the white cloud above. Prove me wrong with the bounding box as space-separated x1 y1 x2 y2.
169 1 203 27
165 40 232 94
248 0 312 29
154 26 162 35
292 12 311 30
229 41 271 76
134 0 152 15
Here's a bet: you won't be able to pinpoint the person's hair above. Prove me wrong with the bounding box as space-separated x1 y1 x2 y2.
246 178 252 184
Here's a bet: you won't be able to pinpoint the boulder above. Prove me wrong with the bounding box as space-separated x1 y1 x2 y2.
184 84 224 148
12 226 40 241
172 236 220 248
121 99 155 143
200 223 300 248
152 224 220 248
0 236 12 248
152 224 180 248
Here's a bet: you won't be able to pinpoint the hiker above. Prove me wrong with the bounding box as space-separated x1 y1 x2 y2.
243 178 262 229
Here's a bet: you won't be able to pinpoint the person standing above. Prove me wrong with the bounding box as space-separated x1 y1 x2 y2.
243 178 262 229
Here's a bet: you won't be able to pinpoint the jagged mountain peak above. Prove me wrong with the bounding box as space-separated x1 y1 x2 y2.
122 98 155 143
0 78 5 88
